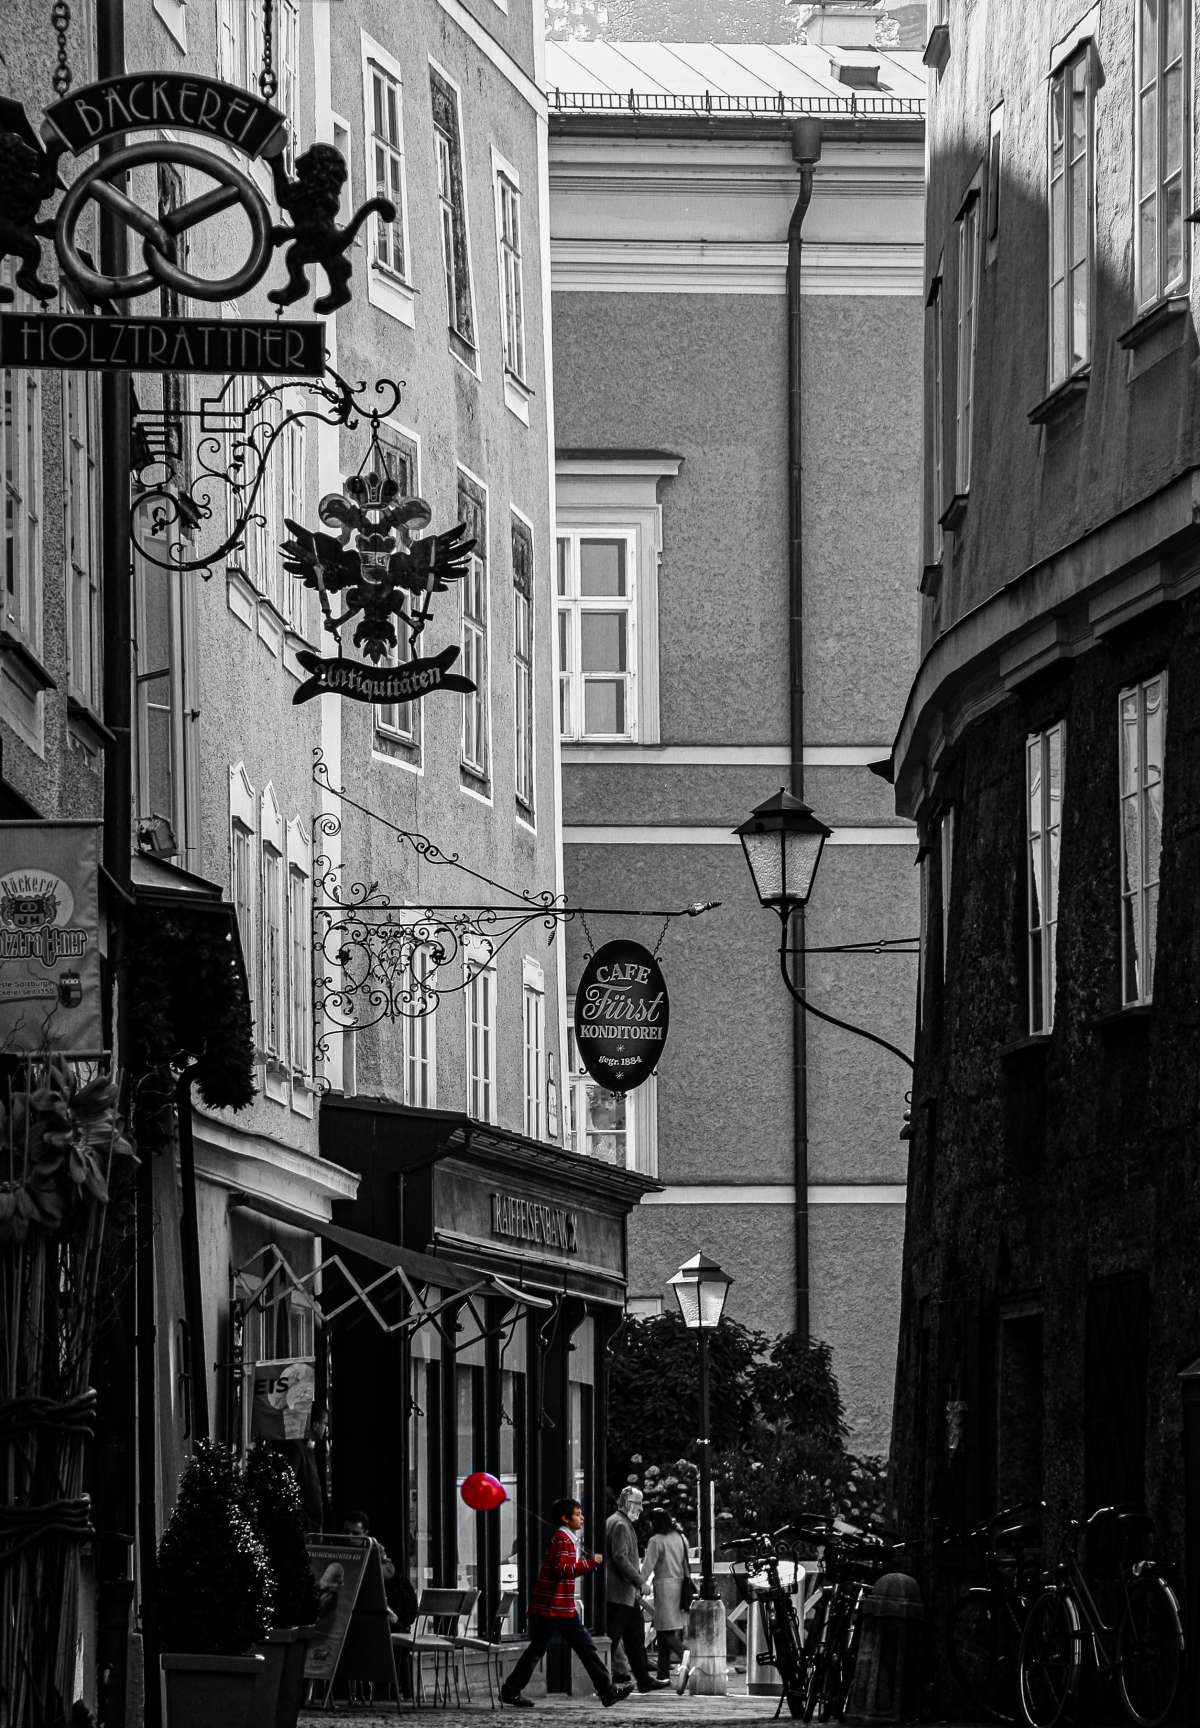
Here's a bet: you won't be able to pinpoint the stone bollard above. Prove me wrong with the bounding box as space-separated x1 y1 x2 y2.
688 1596 728 1696
844 1572 925 1723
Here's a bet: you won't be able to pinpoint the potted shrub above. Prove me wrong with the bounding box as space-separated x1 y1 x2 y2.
157 1441 275 1728
243 1447 320 1728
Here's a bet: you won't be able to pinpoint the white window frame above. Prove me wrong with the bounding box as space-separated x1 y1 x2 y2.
512 506 535 822
1048 46 1095 386
286 817 313 1091
3 268 43 654
522 957 545 1140
429 58 478 369
927 258 945 563
556 529 636 745
63 354 102 710
230 764 259 1039
374 423 423 761
1119 673 1167 1007
279 408 308 638
566 1021 658 1175
404 940 437 1108
361 33 415 327
491 147 529 421
938 805 954 980
458 466 491 789
954 188 981 493
260 785 286 1074
1135 0 1189 309
465 939 497 1124
135 543 198 867
1026 724 1064 1034
555 457 679 752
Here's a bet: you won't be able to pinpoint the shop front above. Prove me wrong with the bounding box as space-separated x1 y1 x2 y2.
319 1098 658 1681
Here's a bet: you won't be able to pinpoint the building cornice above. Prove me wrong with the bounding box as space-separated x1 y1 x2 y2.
193 1107 360 1220
551 239 923 295
891 466 1200 819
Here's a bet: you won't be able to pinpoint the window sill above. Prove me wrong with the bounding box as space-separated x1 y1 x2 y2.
67 696 116 750
923 22 950 73
999 1033 1052 1059
504 370 532 425
1088 1003 1153 1045
938 493 969 534
1118 294 1190 350
450 329 479 374
367 267 416 328
0 630 56 694
1028 368 1090 426
919 560 943 598
1119 294 1192 380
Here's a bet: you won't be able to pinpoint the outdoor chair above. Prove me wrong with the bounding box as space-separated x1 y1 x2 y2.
454 1588 517 1707
391 1586 479 1706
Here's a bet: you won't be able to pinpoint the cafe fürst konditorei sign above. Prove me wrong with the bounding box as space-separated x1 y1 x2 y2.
573 938 669 1095
0 70 394 372
0 822 103 1054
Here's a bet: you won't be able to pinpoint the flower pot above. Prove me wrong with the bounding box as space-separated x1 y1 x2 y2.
248 1628 295 1728
276 1625 319 1728
162 1651 264 1728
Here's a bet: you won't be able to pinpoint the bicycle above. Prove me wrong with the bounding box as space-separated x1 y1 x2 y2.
795 1517 911 1724
724 1523 807 1719
1017 1502 1184 1728
944 1498 1046 1723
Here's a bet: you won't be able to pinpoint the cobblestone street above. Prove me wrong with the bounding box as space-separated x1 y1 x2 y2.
303 1691 791 1726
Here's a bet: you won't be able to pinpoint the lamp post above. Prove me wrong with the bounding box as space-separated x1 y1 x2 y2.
735 789 915 1073
667 1253 732 1603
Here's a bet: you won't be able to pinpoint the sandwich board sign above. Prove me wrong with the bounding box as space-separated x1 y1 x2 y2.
304 1534 397 1704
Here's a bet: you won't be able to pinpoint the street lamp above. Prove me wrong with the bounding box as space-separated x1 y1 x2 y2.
668 1252 732 1602
735 789 915 1072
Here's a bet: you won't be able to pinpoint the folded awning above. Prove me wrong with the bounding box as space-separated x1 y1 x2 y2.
230 1191 553 1344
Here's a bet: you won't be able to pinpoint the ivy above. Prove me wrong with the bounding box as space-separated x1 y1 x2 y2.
128 907 256 1113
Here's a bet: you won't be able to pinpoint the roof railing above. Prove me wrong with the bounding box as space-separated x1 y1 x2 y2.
547 88 925 115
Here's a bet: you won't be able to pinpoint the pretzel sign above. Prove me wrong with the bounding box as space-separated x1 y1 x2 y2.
55 139 274 303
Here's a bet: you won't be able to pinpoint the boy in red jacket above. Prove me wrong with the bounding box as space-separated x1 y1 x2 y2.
500 1498 635 1709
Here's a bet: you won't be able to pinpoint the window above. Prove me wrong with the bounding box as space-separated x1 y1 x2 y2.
496 170 525 381
219 0 297 156
1119 674 1166 1006
522 960 544 1139
938 805 954 980
63 362 102 708
279 412 307 636
375 429 420 750
1136 0 1188 307
567 1026 658 1175
513 514 534 816
555 455 679 748
135 545 197 862
465 945 496 1123
287 818 312 1082
368 56 409 279
458 471 489 782
404 945 436 1107
430 65 475 359
556 533 635 741
986 103 1003 249
927 262 945 563
230 764 258 1035
1048 49 1094 385
954 192 980 492
3 272 42 648
1026 724 1063 1034
260 788 285 1065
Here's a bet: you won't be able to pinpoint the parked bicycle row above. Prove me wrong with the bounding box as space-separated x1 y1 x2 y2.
720 1498 1185 1728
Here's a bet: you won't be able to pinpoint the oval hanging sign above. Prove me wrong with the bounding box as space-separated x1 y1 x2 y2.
574 939 669 1095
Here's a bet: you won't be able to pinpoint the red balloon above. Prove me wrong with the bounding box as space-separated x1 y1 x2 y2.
461 1471 508 1512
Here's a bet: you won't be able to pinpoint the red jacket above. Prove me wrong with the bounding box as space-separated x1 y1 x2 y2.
530 1527 600 1618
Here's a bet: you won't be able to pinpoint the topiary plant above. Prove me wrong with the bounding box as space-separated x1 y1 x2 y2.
242 1448 319 1628
157 1441 275 1654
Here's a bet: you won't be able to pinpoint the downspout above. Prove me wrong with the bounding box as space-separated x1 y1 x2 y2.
787 118 822 1343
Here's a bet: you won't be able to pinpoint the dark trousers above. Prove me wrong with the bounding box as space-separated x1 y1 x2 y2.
606 1601 653 1688
656 1627 684 1678
503 1613 614 1701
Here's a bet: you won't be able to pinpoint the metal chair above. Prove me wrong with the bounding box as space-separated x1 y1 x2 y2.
454 1589 517 1707
392 1586 478 1705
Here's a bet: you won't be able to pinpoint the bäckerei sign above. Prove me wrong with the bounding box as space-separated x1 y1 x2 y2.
573 939 669 1095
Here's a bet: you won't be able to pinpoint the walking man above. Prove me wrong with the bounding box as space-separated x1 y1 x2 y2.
605 1487 668 1694
500 1498 634 1709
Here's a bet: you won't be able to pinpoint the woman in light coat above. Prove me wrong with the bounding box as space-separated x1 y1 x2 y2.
641 1508 692 1678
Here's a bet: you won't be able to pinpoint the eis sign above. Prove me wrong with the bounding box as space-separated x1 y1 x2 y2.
573 939 669 1095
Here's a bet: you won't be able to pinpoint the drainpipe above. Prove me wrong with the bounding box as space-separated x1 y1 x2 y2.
787 118 822 1342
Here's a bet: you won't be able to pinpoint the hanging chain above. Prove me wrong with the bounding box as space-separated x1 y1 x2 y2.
50 0 72 97
258 0 278 102
649 915 671 961
579 911 595 961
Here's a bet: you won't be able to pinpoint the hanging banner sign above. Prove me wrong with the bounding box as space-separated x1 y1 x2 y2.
573 939 669 1095
0 821 103 1054
42 75 288 157
292 644 476 707
0 312 326 375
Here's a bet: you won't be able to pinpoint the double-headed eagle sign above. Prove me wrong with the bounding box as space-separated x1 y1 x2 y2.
281 465 476 663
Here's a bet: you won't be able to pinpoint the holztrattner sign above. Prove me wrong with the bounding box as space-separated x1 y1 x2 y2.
573 939 669 1095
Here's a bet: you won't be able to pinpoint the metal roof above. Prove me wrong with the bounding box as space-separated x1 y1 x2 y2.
544 39 926 116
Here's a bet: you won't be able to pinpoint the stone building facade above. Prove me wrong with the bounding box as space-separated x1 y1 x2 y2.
890 0 1200 1701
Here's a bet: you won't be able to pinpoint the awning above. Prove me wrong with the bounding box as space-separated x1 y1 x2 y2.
230 1191 553 1345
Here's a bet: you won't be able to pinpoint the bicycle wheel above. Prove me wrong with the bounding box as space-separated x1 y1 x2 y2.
799 1595 830 1723
1117 1574 1183 1728
1017 1588 1079 1728
947 1588 1019 1723
816 1592 859 1723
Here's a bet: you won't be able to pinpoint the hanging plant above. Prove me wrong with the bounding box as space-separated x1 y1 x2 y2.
0 1058 135 1249
128 906 256 1113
